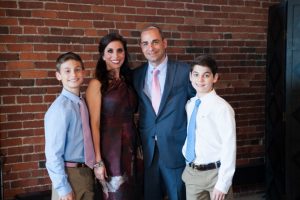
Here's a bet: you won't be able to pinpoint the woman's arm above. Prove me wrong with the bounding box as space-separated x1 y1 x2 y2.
86 78 107 180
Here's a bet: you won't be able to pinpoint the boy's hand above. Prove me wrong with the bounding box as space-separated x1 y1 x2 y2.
60 191 75 200
94 165 107 181
212 188 225 200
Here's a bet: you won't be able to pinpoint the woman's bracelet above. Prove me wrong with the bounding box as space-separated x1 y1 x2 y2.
93 160 104 168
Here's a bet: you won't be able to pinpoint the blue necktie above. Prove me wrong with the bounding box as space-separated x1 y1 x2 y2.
185 99 201 163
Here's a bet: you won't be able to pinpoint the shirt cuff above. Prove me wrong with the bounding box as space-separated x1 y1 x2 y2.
215 180 231 194
56 183 72 197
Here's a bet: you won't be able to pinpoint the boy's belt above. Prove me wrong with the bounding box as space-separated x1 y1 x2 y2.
64 162 87 168
188 161 221 171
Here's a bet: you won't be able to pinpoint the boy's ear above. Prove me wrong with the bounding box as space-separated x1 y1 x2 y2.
55 71 62 81
189 72 192 82
213 73 219 83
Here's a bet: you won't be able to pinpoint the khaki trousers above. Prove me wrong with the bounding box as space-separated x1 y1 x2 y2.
51 167 94 200
182 166 233 200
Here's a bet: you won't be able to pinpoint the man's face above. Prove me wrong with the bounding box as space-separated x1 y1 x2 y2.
140 28 167 67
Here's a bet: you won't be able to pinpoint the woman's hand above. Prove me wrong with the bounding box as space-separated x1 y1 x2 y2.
94 165 107 181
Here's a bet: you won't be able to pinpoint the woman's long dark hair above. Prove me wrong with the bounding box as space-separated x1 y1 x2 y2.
95 32 131 93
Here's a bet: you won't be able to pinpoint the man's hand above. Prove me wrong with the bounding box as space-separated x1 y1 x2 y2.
212 188 226 200
60 191 75 200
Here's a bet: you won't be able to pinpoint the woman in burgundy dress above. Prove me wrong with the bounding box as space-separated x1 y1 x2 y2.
86 33 143 200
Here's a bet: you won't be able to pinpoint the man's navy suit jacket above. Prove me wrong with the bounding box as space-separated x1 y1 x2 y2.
133 60 194 169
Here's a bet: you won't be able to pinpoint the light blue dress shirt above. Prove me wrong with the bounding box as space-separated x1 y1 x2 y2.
44 88 84 196
144 56 168 98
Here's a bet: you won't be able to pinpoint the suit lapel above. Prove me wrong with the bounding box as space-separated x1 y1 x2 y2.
157 60 176 115
138 64 152 104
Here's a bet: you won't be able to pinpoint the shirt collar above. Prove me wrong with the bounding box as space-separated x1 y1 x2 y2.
148 55 168 72
192 89 217 103
61 88 81 104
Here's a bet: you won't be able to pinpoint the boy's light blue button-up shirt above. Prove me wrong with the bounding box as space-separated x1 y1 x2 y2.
45 88 84 196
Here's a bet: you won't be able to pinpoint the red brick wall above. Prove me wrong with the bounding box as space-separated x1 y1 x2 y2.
0 0 280 199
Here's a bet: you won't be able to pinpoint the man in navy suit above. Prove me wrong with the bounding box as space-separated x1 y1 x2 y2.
133 25 194 200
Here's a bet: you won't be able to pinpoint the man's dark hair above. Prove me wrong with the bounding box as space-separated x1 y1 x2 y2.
140 25 165 40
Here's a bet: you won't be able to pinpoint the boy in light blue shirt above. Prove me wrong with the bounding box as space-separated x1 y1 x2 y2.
45 52 94 200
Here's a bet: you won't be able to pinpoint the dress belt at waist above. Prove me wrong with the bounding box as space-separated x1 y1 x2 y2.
64 162 87 168
188 161 221 171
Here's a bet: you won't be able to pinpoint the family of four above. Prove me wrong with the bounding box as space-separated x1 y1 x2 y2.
45 25 236 200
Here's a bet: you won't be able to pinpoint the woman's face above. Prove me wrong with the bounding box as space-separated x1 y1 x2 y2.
102 40 125 71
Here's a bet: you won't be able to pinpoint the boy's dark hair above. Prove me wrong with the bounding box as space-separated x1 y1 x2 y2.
191 55 218 76
56 52 84 72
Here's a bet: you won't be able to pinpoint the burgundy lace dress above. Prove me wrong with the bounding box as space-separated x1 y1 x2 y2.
98 78 143 200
